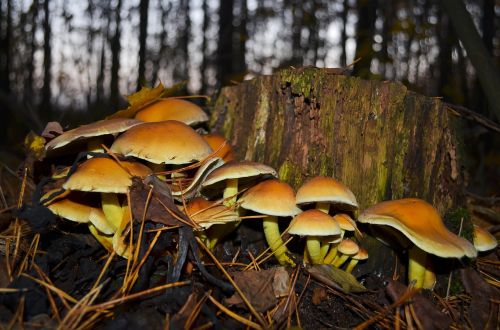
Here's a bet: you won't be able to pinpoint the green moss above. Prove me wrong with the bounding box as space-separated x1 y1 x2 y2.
278 160 302 189
444 207 474 242
278 68 323 97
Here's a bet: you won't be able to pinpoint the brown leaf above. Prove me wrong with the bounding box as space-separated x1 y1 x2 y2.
461 267 500 330
306 264 366 293
129 176 190 227
41 121 64 139
107 83 165 119
225 268 280 312
311 287 327 305
386 279 451 330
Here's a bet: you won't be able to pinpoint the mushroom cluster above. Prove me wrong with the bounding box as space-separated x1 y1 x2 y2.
39 91 481 290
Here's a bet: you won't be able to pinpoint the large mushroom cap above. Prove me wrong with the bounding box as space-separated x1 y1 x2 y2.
110 120 212 164
45 118 143 151
63 157 152 194
296 176 358 210
202 160 277 189
473 225 498 252
288 209 341 236
239 179 302 217
358 198 477 258
134 99 208 126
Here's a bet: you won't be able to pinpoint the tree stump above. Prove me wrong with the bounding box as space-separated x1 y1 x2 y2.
210 67 469 277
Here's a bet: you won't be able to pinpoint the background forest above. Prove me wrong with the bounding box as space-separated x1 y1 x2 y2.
0 0 498 193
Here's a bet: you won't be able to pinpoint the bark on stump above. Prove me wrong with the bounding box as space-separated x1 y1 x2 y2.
210 67 468 278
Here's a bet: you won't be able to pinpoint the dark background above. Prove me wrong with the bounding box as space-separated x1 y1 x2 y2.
0 0 498 194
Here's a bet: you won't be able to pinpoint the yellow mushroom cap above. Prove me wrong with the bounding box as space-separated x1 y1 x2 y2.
239 179 302 217
337 239 360 256
63 157 152 194
288 209 341 236
42 190 114 235
134 99 208 126
185 197 240 228
352 247 369 260
110 120 212 164
296 176 358 209
358 198 477 258
202 160 277 188
473 225 498 252
45 118 143 151
333 213 357 232
202 133 235 163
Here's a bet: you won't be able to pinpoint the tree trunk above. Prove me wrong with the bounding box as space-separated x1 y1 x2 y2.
339 0 348 67
110 0 122 108
441 0 500 122
137 0 149 90
217 0 234 87
24 0 39 100
41 0 51 117
200 0 209 93
352 0 378 78
210 68 469 276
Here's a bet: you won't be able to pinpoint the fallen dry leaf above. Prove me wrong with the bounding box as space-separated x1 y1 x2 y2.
273 267 290 298
385 279 451 330
226 268 282 312
306 264 366 293
129 176 190 227
461 267 500 330
311 287 328 305
41 121 63 139
107 83 165 119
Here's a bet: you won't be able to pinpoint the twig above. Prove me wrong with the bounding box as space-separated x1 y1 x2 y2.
196 237 268 328
206 294 262 330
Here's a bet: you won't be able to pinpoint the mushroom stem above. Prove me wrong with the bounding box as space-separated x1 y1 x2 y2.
263 215 295 266
345 259 359 273
223 178 239 206
112 203 132 259
315 202 330 214
408 245 427 289
423 267 436 290
306 236 323 264
88 224 113 252
101 193 123 231
320 237 331 260
332 254 349 268
323 246 338 264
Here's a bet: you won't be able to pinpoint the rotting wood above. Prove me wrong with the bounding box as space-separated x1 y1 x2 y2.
210 67 469 277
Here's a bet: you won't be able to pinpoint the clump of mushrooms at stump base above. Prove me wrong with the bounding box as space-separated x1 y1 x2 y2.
358 198 477 289
295 176 359 262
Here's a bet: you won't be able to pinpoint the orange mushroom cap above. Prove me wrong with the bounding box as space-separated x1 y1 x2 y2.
358 198 477 258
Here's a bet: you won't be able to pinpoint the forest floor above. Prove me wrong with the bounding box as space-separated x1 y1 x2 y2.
0 176 498 330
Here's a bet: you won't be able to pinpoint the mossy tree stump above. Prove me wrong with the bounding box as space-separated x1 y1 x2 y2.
210 67 468 277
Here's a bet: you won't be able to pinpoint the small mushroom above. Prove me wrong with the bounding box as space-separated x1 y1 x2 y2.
288 209 341 264
332 239 359 268
473 224 498 253
345 247 368 273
